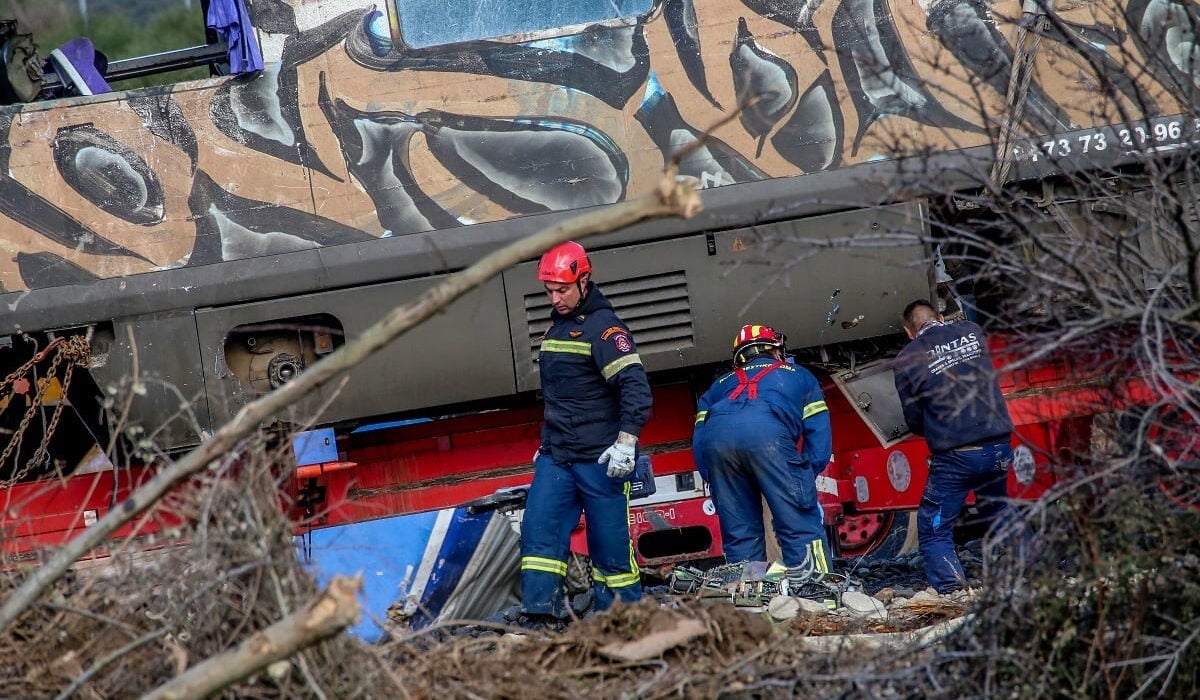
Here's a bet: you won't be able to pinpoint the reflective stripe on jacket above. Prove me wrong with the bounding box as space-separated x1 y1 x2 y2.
538 285 652 463
693 357 831 474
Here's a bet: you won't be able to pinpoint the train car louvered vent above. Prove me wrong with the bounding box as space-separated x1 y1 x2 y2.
524 271 693 356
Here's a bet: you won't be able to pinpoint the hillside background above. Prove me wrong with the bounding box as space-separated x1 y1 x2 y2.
4 0 211 87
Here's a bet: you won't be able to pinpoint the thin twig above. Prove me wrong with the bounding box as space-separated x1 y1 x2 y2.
53 627 168 700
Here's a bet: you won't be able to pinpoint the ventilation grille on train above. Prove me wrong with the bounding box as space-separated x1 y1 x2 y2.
525 271 693 357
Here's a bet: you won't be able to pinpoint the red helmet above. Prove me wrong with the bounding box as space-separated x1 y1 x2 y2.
732 324 786 364
538 241 592 284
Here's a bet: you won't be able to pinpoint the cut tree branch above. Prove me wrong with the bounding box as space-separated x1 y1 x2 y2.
142 575 362 700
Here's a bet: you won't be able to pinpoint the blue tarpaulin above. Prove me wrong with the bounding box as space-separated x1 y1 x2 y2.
301 508 520 641
206 0 263 74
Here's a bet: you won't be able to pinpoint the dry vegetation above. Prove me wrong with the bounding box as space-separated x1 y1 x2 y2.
4 444 1192 699
0 443 381 698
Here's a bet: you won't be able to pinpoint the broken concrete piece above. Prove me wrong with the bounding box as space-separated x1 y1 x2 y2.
795 598 830 616
908 589 942 604
841 591 887 620
767 595 800 621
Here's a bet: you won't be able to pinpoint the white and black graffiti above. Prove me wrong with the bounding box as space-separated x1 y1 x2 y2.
0 0 1190 291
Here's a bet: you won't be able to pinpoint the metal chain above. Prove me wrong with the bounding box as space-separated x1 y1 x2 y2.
26 363 80 476
0 337 60 393
1 335 92 486
0 346 66 481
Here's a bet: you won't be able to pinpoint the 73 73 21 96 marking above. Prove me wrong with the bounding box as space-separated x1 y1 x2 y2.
1009 116 1200 163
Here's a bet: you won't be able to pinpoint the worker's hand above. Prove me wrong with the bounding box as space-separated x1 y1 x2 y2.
599 431 638 478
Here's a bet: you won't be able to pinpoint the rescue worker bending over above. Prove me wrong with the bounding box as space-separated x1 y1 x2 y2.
520 241 652 627
892 299 1014 594
692 325 834 595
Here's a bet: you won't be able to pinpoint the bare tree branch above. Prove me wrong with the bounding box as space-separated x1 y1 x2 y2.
0 173 702 635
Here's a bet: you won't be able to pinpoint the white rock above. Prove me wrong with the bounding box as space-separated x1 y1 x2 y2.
909 589 942 604
796 597 831 615
767 595 800 621
841 591 888 620
948 588 979 603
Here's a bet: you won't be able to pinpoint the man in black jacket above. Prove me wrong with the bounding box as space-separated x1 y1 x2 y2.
893 299 1014 593
519 241 652 627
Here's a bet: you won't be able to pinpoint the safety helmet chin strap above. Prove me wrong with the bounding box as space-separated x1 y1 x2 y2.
569 276 591 315
729 343 787 367
734 345 780 368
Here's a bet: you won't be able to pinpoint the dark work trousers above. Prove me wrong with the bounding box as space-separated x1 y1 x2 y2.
520 453 642 617
919 440 1014 593
696 418 831 570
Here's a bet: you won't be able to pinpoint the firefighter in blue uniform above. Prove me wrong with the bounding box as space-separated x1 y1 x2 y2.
692 325 834 593
520 241 652 626
893 299 1014 594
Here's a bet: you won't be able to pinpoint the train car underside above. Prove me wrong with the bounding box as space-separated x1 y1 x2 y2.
0 175 1188 569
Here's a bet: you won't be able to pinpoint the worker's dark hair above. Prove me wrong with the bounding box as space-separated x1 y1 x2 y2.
902 299 939 329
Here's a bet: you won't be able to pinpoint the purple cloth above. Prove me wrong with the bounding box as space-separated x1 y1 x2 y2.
206 0 264 74
52 38 111 95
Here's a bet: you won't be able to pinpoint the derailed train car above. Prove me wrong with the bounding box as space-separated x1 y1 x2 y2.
0 0 1191 560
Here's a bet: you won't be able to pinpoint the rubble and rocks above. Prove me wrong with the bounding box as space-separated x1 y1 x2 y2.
624 538 988 647
398 540 986 644
838 539 985 596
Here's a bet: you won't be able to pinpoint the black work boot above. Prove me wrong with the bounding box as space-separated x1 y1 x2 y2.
514 612 567 633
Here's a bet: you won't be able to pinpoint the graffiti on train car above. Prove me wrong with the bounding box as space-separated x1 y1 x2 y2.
0 0 1190 292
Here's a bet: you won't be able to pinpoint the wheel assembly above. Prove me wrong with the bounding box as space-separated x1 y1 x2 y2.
834 510 918 560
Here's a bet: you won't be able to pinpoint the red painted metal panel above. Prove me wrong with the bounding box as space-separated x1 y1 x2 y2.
568 496 723 567
0 466 183 560
295 383 702 529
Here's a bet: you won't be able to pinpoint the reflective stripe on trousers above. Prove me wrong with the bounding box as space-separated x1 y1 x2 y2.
695 417 831 569
520 453 642 616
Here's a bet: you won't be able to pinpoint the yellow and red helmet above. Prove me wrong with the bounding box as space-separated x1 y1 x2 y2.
732 324 786 364
537 241 592 284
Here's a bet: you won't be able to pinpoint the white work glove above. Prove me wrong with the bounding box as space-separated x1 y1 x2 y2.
598 431 638 479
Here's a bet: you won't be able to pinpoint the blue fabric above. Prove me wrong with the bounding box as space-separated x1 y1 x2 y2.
537 284 652 463
693 358 833 568
892 321 1013 453
520 453 642 616
918 441 1013 593
206 0 264 74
